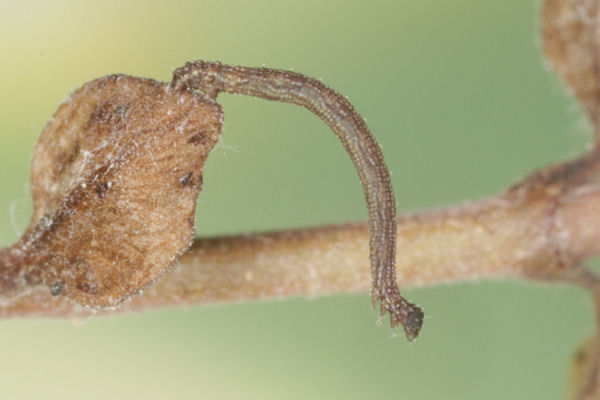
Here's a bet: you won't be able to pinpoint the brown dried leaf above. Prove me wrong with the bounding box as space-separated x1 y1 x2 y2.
18 75 222 307
543 0 600 132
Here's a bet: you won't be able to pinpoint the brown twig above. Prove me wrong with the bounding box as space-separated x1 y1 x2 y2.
543 1 600 397
2 153 600 322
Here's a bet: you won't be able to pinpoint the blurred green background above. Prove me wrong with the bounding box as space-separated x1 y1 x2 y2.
0 0 594 399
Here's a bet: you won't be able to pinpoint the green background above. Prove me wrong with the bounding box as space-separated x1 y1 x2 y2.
0 0 594 399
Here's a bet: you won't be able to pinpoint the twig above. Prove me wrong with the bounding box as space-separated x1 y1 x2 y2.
2 156 600 321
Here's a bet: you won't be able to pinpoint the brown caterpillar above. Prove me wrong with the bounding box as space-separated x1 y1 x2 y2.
171 61 423 340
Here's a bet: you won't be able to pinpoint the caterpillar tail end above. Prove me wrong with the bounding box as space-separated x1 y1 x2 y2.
374 289 424 341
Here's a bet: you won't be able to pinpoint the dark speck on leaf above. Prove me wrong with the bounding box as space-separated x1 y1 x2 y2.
179 172 194 187
50 281 63 296
188 133 207 145
95 182 109 199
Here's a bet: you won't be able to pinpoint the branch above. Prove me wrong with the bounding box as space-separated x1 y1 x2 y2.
3 152 600 320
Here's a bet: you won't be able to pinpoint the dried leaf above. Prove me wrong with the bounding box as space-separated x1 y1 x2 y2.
16 75 222 307
543 0 600 132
